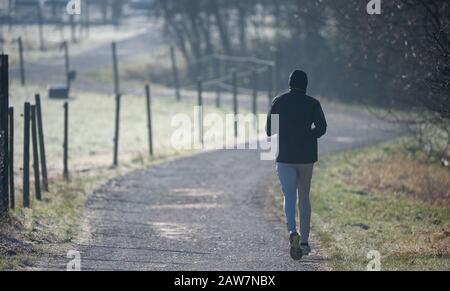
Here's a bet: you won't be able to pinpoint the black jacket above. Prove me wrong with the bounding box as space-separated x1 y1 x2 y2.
266 89 327 164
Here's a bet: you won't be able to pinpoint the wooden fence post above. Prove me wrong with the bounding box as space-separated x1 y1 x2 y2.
232 71 238 139
31 106 41 200
78 10 83 41
214 57 221 108
61 41 71 90
196 57 202 81
113 94 121 166
23 102 30 208
0 130 7 214
18 37 25 86
112 42 120 97
252 70 258 114
145 85 153 157
35 94 48 191
70 15 76 43
197 79 204 146
112 42 121 166
63 102 69 180
252 69 258 130
170 45 181 101
8 107 14 209
58 22 64 44
0 55 9 214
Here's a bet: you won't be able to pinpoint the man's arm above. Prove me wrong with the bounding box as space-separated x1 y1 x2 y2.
311 101 327 138
266 97 279 137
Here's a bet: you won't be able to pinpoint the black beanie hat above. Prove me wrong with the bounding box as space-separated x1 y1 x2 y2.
289 70 308 90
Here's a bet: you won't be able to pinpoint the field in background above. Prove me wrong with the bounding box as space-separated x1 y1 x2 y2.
10 83 255 177
274 139 450 271
1 19 152 67
87 48 174 86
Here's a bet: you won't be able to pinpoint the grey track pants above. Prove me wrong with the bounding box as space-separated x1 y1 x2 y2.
276 163 314 244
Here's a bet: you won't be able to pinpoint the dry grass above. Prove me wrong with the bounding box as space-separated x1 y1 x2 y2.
0 167 119 270
349 157 450 206
282 139 450 270
388 228 450 258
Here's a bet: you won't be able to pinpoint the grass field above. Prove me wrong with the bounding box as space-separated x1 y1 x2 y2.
1 21 149 67
9 82 261 201
274 139 450 270
87 48 175 86
0 173 101 270
10 84 248 169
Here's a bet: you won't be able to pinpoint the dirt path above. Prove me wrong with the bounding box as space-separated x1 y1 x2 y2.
33 104 401 271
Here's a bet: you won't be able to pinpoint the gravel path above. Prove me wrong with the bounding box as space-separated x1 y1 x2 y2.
34 103 401 271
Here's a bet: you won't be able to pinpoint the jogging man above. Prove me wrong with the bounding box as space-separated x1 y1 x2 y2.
266 70 327 260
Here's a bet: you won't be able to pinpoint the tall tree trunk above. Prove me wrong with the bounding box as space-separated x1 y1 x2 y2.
187 4 202 60
210 0 232 55
238 3 248 54
198 12 214 56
